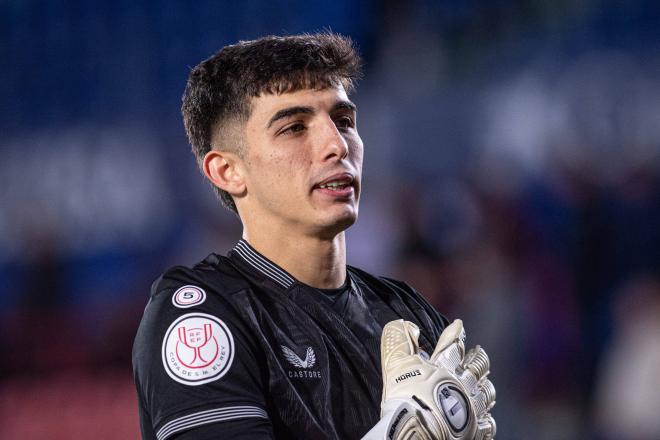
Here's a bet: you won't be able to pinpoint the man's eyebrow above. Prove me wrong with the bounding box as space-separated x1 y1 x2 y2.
266 106 315 129
331 100 357 113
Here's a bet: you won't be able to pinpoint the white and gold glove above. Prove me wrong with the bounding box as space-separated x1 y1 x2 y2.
363 319 496 440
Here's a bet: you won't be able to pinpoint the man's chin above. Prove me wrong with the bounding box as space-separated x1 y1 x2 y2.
314 210 358 239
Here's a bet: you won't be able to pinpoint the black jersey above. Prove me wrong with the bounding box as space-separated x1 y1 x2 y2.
133 240 448 440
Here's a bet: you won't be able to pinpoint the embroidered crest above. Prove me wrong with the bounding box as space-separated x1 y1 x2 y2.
172 285 206 308
162 313 234 386
281 345 316 369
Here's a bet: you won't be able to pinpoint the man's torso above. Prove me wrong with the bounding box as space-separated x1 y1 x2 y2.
133 240 447 440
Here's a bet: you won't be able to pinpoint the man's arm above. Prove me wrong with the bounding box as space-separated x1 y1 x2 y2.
133 273 274 440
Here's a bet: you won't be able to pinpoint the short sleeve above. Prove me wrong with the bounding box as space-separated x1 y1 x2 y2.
132 270 271 440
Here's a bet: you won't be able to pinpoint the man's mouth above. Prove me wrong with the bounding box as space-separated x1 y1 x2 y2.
313 173 355 196
318 181 351 190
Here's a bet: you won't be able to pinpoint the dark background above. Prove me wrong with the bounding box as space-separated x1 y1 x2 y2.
2 1 660 438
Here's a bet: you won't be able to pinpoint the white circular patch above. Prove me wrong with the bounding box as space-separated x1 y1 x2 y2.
172 285 206 308
161 313 234 386
436 383 470 432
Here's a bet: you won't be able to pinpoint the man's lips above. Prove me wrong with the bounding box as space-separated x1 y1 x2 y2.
314 185 355 197
314 172 355 188
312 172 356 197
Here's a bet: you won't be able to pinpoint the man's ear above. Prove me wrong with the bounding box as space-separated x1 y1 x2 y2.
202 150 246 196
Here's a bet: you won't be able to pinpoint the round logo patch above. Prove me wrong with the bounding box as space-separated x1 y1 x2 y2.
436 383 470 432
161 313 234 386
172 285 206 308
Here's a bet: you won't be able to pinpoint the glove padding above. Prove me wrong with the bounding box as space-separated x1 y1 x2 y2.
363 319 496 440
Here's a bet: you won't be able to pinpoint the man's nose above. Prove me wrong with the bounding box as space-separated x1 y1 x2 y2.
319 117 349 161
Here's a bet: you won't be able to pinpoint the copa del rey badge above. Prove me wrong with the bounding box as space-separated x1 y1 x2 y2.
162 313 234 386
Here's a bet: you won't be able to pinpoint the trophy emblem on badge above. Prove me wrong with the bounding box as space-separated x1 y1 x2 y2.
175 323 219 368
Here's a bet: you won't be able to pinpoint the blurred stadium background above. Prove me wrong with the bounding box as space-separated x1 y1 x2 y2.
2 1 660 439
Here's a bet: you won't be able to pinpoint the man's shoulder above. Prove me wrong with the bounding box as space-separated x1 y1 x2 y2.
133 253 259 382
134 254 254 353
150 253 251 301
132 254 271 437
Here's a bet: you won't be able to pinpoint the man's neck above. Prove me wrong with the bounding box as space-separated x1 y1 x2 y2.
242 229 346 289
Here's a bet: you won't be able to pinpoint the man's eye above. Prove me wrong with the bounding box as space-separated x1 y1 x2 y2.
280 123 306 136
335 116 355 129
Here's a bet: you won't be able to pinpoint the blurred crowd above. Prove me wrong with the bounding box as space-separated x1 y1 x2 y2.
2 1 660 439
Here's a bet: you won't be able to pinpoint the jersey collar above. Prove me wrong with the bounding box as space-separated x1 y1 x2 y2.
229 239 296 289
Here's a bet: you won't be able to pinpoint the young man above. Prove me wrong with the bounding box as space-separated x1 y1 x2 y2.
133 33 496 440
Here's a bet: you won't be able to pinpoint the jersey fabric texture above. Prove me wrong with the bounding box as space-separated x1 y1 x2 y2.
133 240 448 440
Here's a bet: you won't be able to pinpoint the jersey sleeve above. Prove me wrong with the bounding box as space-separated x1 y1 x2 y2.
172 417 274 439
132 269 272 440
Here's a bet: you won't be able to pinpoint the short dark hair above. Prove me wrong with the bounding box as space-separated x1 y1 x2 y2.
181 32 363 213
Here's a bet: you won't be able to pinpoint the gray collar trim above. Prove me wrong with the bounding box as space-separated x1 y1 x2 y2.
232 239 296 289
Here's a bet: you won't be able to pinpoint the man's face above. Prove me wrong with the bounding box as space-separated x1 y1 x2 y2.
240 84 363 238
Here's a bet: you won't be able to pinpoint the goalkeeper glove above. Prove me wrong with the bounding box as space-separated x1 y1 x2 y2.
363 319 496 440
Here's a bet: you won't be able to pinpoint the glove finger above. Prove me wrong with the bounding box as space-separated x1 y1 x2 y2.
430 319 465 369
463 345 490 381
479 378 496 412
475 413 496 440
471 378 496 416
381 319 421 368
